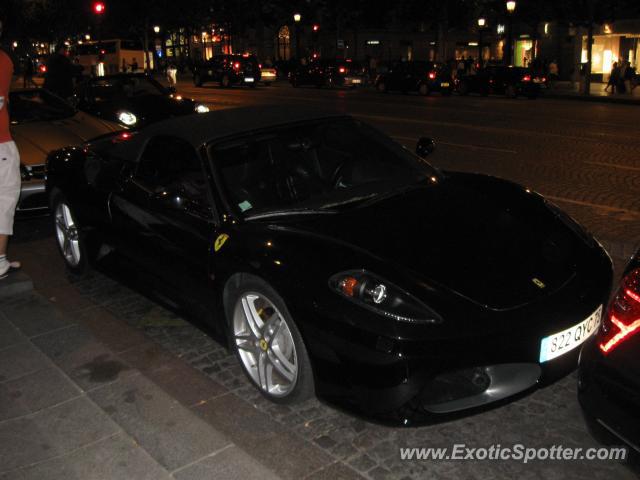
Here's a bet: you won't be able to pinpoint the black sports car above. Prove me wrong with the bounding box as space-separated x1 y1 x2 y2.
73 73 209 128
579 252 640 458
45 107 612 424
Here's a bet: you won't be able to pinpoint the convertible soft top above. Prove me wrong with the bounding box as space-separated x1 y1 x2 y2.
110 105 346 161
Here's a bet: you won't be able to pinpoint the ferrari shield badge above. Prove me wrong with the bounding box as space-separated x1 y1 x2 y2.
532 278 546 289
214 233 230 252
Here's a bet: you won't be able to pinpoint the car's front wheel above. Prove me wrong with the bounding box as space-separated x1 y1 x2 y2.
226 275 314 404
194 74 203 87
51 192 88 274
376 81 387 93
220 74 231 88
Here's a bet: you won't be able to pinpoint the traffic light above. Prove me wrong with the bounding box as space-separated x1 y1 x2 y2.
93 2 105 14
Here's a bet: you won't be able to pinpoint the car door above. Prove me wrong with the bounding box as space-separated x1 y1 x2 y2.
109 135 218 309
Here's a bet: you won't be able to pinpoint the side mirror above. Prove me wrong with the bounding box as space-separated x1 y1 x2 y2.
416 137 435 158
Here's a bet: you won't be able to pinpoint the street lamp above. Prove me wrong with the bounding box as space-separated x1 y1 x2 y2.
477 18 486 68
293 13 302 60
505 0 516 65
153 26 160 34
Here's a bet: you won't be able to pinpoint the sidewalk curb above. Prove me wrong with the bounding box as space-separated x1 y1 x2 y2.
543 92 640 106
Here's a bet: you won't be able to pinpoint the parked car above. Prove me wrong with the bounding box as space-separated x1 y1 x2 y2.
10 88 120 214
374 61 453 96
74 73 209 128
192 55 261 88
290 59 366 88
46 106 611 425
578 252 640 460
457 65 544 98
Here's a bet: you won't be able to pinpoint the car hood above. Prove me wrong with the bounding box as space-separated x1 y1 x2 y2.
11 112 120 166
273 174 587 311
91 94 197 125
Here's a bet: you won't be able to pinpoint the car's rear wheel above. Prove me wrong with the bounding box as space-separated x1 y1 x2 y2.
505 84 517 98
194 74 203 87
52 192 88 275
458 80 469 95
221 74 231 88
376 81 387 93
418 83 430 96
226 275 314 404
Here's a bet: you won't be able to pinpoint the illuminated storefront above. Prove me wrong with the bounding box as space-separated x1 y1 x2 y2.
582 25 640 78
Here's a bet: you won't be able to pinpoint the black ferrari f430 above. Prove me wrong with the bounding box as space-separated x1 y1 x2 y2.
46 107 612 424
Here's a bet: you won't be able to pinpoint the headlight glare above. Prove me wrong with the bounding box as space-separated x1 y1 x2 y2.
195 103 210 113
117 111 137 126
329 270 441 324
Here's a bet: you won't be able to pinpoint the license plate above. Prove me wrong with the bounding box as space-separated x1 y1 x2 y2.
350 78 362 84
539 305 602 363
244 77 255 83
441 82 450 87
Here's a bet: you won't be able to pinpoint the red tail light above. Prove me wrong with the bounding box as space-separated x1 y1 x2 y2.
541 76 547 82
522 74 531 82
258 63 262 68
233 62 240 70
338 66 346 74
428 71 436 80
39 65 47 73
112 131 134 143
599 268 640 354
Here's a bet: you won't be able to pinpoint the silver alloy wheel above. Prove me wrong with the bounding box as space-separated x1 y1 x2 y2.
233 292 298 397
55 202 81 267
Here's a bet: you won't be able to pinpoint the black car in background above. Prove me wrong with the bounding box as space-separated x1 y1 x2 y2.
579 252 640 460
74 73 209 128
290 59 367 88
46 107 611 425
374 61 453 96
457 65 544 98
192 55 261 87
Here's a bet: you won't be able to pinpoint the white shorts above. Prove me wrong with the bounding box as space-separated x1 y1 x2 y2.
0 141 21 235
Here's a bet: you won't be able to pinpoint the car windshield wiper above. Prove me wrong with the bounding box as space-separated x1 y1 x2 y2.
321 181 428 210
244 208 337 221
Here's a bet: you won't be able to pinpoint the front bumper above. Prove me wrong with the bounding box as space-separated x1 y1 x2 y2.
301 254 611 425
17 178 48 214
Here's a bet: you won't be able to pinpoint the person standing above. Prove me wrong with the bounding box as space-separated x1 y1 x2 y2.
44 44 75 99
0 21 22 278
166 63 177 87
604 62 619 93
623 61 634 94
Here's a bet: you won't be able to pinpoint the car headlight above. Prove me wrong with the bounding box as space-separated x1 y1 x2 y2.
20 163 31 181
195 103 210 113
329 270 442 324
117 111 138 126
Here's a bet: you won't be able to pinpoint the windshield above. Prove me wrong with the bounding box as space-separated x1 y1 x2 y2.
211 118 439 218
84 76 165 102
9 90 75 124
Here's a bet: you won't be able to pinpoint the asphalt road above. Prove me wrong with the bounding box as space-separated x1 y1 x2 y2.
177 80 640 264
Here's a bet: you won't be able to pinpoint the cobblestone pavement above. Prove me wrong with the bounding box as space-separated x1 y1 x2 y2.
11 87 640 479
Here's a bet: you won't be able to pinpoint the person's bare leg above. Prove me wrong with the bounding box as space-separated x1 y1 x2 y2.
0 234 7 256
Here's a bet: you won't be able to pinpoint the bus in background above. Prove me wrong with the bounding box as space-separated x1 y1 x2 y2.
73 39 151 76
